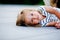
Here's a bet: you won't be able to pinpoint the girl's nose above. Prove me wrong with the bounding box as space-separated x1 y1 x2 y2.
32 15 38 19
33 16 37 19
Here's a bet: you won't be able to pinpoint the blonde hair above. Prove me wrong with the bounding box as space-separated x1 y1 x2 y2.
50 0 58 7
16 9 42 27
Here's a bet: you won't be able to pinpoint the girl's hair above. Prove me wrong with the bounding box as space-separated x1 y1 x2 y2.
16 10 26 26
50 0 58 7
16 9 42 27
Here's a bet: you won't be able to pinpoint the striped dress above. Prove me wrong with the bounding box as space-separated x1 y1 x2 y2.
38 6 60 26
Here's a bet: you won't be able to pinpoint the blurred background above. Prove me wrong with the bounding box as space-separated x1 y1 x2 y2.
0 0 45 5
0 0 60 7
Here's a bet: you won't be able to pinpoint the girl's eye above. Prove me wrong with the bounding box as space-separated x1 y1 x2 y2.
31 13 33 16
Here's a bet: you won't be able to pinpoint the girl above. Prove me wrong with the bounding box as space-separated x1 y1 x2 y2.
16 6 60 29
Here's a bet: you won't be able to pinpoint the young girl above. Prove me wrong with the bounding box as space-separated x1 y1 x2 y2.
16 6 60 29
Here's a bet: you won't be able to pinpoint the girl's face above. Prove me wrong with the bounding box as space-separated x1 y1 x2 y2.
24 10 43 25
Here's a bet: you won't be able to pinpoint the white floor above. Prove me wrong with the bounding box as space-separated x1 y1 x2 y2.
0 4 60 40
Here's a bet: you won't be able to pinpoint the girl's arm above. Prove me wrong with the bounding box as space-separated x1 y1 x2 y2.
44 6 60 19
46 22 56 26
46 21 60 29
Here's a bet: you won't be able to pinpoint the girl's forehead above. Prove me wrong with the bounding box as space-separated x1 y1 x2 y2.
24 10 38 14
23 11 31 15
23 9 37 12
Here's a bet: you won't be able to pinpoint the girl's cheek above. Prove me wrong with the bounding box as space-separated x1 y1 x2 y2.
33 20 39 24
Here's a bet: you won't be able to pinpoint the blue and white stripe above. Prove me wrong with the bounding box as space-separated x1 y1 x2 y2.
38 6 60 26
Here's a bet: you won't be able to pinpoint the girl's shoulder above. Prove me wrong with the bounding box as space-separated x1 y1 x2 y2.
37 6 48 16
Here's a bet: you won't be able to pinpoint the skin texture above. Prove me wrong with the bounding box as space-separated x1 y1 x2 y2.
23 10 45 25
44 6 60 19
55 22 60 29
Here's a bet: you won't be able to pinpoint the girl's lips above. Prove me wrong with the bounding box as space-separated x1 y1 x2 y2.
36 15 40 22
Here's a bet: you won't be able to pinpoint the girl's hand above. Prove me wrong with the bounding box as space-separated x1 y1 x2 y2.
55 22 60 29
44 6 55 14
44 6 60 19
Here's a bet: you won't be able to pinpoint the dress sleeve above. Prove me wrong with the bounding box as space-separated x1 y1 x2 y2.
37 6 48 16
37 6 51 27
